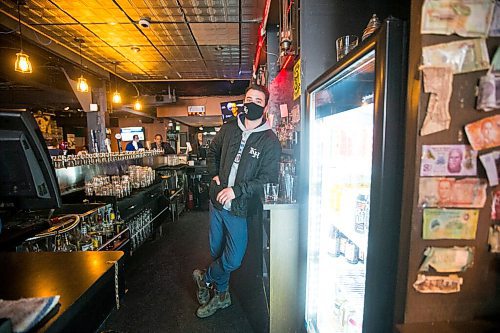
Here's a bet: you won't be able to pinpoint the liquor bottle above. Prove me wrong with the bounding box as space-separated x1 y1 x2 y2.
91 232 102 250
96 212 104 232
113 208 125 238
63 234 77 252
79 225 93 251
103 209 114 241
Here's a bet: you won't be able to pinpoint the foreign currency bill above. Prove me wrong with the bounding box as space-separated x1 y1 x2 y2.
491 47 500 75
464 114 500 150
489 0 500 36
420 66 453 135
479 151 500 186
419 246 474 272
421 0 495 37
476 74 500 111
419 178 487 208
488 225 500 253
423 208 479 239
422 38 490 73
413 274 464 294
421 145 477 176
492 190 500 219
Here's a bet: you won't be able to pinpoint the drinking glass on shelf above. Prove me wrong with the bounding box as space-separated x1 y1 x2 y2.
264 183 279 203
336 35 359 61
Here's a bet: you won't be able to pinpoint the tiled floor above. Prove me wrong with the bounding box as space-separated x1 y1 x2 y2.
102 210 254 333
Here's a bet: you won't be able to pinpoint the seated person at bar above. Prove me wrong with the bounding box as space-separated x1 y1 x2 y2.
151 134 175 154
125 134 143 151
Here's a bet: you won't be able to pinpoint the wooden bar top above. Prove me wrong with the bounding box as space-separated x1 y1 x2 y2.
0 251 123 332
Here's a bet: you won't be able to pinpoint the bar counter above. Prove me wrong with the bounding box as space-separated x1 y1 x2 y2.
262 202 300 333
0 251 124 333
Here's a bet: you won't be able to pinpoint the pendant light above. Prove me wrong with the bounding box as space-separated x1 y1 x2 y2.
132 83 141 110
14 1 32 73
112 62 122 104
134 99 142 111
76 38 89 92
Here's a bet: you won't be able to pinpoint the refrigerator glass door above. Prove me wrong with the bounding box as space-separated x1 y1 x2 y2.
306 50 375 333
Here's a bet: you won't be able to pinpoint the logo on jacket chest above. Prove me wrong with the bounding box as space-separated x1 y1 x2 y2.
249 147 260 159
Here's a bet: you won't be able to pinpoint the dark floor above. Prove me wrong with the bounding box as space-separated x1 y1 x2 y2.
102 210 255 333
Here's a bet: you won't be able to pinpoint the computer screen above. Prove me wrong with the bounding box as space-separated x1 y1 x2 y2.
0 110 62 210
120 127 145 141
220 100 244 123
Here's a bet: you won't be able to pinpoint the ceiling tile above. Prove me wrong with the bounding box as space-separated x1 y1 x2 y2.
0 0 262 82
190 23 238 45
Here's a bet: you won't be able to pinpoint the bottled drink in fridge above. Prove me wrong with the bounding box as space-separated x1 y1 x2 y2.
354 194 370 233
345 240 359 264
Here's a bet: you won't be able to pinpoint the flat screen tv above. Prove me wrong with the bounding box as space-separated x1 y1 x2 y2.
120 127 145 141
0 110 62 210
220 100 244 123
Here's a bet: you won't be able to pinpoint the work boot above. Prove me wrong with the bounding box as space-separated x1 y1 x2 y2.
196 291 232 318
193 269 210 306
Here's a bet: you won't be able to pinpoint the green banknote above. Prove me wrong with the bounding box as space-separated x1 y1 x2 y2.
423 208 479 239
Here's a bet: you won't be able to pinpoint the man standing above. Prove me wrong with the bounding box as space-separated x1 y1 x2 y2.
151 133 175 154
193 84 281 318
125 134 143 151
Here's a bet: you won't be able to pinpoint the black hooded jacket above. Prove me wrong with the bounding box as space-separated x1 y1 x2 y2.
207 115 281 217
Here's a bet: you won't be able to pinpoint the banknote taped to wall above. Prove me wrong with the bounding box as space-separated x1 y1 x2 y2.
413 274 464 294
489 0 500 36
422 38 490 74
492 190 500 219
419 246 474 272
479 151 500 186
419 178 487 208
421 145 477 176
421 0 495 37
423 208 479 239
465 114 500 150
420 66 453 135
490 47 500 76
476 74 500 111
488 225 500 253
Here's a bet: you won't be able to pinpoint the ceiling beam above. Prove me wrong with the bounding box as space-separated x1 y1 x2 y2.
128 78 249 82
114 107 156 119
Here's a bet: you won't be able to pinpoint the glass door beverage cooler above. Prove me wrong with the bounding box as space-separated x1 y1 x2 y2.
305 19 407 333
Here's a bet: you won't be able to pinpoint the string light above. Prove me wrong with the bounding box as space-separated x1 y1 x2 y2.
14 2 32 73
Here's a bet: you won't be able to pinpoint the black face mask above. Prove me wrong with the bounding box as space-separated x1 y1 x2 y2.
243 102 265 120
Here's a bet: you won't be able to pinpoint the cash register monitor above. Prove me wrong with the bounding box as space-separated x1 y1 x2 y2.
0 110 61 210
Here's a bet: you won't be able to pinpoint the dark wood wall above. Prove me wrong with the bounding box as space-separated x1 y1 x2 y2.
400 0 500 323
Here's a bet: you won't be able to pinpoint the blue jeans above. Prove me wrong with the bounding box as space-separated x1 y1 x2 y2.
205 203 248 292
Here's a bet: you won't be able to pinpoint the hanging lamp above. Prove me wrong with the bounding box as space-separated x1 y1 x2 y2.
14 1 32 73
134 99 142 111
112 62 122 103
132 83 141 110
76 38 89 92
